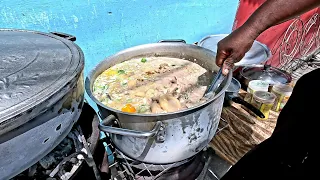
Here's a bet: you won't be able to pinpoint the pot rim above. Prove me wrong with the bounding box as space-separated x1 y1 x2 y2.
85 42 232 117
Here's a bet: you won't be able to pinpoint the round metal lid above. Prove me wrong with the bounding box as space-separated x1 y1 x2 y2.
198 34 272 66
241 66 292 85
0 29 84 125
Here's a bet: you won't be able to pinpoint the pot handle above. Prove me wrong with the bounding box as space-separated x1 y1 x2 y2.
158 39 186 43
231 97 265 119
99 115 166 140
50 32 76 42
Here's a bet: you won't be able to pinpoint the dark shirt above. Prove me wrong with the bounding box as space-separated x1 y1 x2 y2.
222 69 320 180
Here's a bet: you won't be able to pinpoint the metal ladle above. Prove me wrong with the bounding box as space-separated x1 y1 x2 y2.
204 68 223 98
204 65 265 119
205 63 264 97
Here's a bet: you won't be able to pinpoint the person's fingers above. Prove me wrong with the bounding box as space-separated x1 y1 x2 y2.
215 50 224 67
222 57 235 75
216 44 230 67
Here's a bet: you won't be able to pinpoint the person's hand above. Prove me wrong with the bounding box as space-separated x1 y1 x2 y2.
216 28 257 75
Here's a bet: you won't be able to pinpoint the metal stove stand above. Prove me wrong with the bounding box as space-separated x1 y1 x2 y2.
102 122 231 180
103 136 182 180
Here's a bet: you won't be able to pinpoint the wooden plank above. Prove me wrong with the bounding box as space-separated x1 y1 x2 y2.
210 93 279 165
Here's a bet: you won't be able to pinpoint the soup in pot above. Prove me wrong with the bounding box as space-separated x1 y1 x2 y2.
92 57 209 114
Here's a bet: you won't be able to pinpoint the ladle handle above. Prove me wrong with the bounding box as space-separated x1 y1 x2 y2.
206 68 223 94
231 97 265 119
99 115 165 140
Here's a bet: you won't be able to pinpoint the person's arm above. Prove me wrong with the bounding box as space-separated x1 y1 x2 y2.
217 0 320 75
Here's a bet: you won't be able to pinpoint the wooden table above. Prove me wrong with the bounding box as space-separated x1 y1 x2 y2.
210 90 279 165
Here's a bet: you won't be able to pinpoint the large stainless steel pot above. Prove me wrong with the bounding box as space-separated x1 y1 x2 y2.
86 41 232 164
0 29 84 179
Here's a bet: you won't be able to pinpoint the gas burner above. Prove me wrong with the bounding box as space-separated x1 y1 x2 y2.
102 135 230 180
117 151 204 180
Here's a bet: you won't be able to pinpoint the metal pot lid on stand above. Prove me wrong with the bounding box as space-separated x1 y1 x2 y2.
0 29 84 135
240 65 292 85
198 34 272 67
